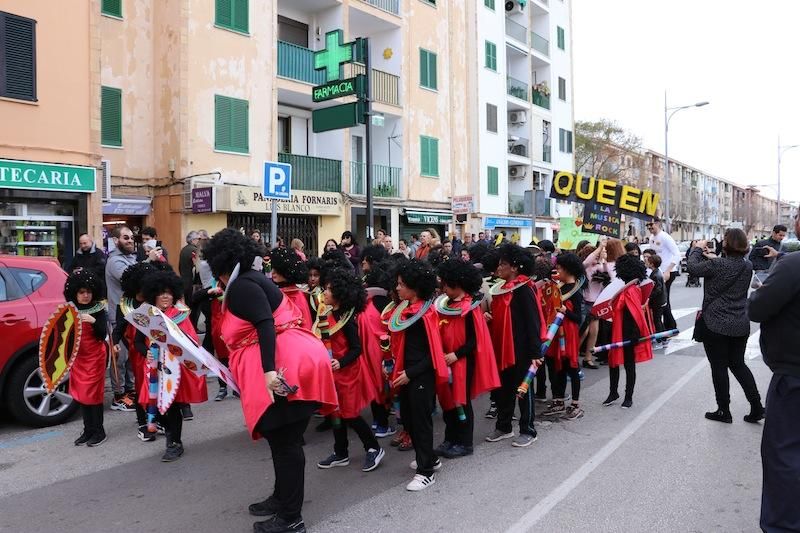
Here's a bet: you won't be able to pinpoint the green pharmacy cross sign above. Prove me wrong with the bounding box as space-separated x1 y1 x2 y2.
314 30 354 83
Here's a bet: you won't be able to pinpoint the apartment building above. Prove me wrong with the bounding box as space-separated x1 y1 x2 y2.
468 0 575 243
0 0 102 266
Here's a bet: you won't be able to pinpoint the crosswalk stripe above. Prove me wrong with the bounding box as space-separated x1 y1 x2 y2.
745 330 762 360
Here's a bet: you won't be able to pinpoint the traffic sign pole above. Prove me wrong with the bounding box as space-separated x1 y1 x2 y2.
270 199 278 250
263 161 292 250
363 37 374 240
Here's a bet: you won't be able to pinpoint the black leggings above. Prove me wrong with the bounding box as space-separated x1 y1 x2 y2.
333 415 379 457
609 346 636 399
370 401 389 428
702 330 761 410
79 403 104 435
258 416 310 522
546 358 581 402
161 403 184 445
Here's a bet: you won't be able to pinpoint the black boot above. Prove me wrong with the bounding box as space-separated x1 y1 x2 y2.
75 404 93 446
705 408 732 424
87 405 107 447
743 403 765 424
253 515 306 533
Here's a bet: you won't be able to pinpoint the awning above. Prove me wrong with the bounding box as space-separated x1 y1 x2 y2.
404 210 453 225
484 216 532 229
102 199 152 216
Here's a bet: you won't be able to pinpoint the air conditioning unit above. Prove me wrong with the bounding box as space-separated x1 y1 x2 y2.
101 159 112 201
505 1 524 14
509 165 527 179
509 111 527 124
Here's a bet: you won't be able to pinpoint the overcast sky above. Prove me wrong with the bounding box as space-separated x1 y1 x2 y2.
572 0 800 205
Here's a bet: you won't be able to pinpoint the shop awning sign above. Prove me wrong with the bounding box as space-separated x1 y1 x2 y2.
549 170 659 221
0 159 96 193
192 187 215 213
484 217 532 229
405 210 453 225
451 195 474 215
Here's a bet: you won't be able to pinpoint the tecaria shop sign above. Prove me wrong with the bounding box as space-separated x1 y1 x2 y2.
0 159 96 193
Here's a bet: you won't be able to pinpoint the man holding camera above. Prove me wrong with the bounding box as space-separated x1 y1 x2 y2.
749 224 786 286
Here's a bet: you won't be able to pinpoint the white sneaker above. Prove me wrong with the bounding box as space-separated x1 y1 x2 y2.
406 473 436 491
409 458 442 471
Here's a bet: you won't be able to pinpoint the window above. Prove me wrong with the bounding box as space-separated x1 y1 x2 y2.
0 12 36 101
215 95 249 153
101 86 122 147
486 103 498 133
559 128 573 153
485 0 495 9
0 272 7 301
10 268 46 296
485 41 497 71
215 0 249 34
421 0 437 5
557 26 565 50
420 49 437 90
558 77 567 101
487 166 499 196
278 15 308 47
101 0 122 18
420 136 439 177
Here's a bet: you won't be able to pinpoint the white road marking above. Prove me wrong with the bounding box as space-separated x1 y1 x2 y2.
505 357 708 533
670 307 699 321
745 330 762 360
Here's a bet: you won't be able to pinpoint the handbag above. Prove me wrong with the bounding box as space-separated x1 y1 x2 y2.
692 262 747 343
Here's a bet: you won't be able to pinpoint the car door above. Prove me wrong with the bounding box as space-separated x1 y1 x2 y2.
0 265 37 369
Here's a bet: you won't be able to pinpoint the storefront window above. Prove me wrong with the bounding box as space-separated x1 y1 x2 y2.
0 202 75 266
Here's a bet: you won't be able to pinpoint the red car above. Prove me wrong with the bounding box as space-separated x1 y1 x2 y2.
0 256 78 426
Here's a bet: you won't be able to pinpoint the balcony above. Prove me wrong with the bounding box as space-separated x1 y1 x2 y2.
277 41 326 85
531 32 550 57
358 0 400 15
532 89 550 110
349 64 401 106
508 137 529 158
505 19 528 45
543 144 552 163
350 162 402 197
508 194 525 215
507 76 529 101
278 153 341 192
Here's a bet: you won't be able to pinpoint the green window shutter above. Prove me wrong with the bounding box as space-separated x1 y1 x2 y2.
557 26 565 50
101 86 122 146
215 95 232 150
420 136 429 175
231 98 249 152
215 95 249 153
485 41 497 71
430 137 439 176
429 52 437 89
216 0 232 29
102 0 122 18
420 136 439 177
487 166 499 196
485 0 496 9
233 0 248 33
0 13 37 101
420 49 437 90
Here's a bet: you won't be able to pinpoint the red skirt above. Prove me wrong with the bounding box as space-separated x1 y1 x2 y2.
70 323 107 405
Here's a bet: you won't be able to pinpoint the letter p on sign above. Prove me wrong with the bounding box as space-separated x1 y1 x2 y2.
263 161 292 200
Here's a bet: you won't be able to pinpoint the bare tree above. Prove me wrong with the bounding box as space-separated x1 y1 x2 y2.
574 119 645 181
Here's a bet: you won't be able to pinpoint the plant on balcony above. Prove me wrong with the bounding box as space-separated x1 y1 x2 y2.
374 183 398 197
509 86 527 100
533 81 550 97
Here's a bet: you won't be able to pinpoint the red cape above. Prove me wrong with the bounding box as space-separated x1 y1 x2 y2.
327 312 377 418
391 300 449 386
70 316 108 405
490 276 548 371
357 296 390 401
609 285 653 368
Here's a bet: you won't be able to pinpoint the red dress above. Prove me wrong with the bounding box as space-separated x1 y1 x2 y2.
221 297 338 440
280 286 313 331
356 295 390 401
70 313 108 405
209 298 230 360
609 284 653 368
545 298 581 371
327 312 377 418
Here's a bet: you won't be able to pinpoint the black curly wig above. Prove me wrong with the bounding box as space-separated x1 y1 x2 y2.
364 260 393 290
533 256 554 281
437 258 483 295
479 248 500 276
142 270 185 306
395 259 437 301
203 228 261 279
324 268 367 313
614 253 647 283
306 257 322 275
360 244 388 267
270 247 308 284
466 242 490 264
321 248 353 272
555 252 586 281
64 270 103 304
498 243 535 276
120 262 155 299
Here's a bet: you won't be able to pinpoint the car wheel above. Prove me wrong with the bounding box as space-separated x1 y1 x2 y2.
5 353 79 427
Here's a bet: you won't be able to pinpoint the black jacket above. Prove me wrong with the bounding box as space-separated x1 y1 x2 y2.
748 237 782 271
65 245 107 280
648 269 666 308
748 251 800 378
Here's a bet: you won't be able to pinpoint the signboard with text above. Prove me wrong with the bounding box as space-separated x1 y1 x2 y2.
558 217 599 249
549 170 659 221
191 187 215 213
223 186 343 216
581 200 622 237
451 195 474 215
312 75 365 103
0 159 96 194
263 161 292 200
484 217 533 229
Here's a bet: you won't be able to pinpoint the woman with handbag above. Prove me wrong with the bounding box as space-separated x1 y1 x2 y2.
687 229 764 424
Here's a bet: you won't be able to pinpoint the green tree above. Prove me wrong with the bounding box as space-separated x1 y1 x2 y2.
574 119 645 181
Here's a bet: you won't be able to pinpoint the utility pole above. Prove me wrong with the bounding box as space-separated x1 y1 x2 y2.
362 38 374 240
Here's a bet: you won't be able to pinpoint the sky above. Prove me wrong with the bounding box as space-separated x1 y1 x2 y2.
572 0 800 205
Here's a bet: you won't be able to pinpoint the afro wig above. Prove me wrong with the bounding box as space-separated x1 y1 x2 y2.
269 247 309 284
498 243 535 276
614 253 647 283
142 270 185 306
321 248 353 272
120 262 155 299
306 257 323 274
364 260 393 290
533 256 554 281
360 244 388 266
324 268 367 313
478 248 500 276
395 259 437 301
466 242 490 265
555 252 586 281
203 228 261 279
437 258 483 295
64 269 103 304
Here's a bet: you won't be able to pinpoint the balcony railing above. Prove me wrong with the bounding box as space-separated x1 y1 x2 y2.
507 76 529 101
532 90 550 109
348 64 401 106
508 137 529 158
350 162 402 197
505 19 528 44
543 144 552 163
278 153 341 192
531 32 550 56
508 194 525 215
359 0 400 15
277 41 326 85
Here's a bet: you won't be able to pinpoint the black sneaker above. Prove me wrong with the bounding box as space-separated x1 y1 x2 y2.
316 453 349 469
181 405 194 420
362 448 385 472
249 496 279 517
137 425 156 442
214 388 228 402
441 444 473 459
485 404 498 419
233 390 240 399
74 431 92 446
253 515 306 533
434 440 452 456
705 409 732 424
621 397 633 409
602 392 620 406
744 404 765 424
161 443 185 462
86 430 107 447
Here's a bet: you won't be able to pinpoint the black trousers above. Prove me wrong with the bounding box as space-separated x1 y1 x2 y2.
496 363 536 437
547 358 581 402
370 401 389 428
399 371 436 476
443 361 475 447
609 345 636 399
535 356 548 398
79 403 104 435
702 331 761 410
761 374 800 532
650 305 665 335
333 415 379 457
258 416 310 522
663 274 677 330
161 403 184 446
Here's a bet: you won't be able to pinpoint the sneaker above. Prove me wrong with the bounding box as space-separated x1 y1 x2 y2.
434 440 452 456
374 426 396 438
156 423 166 435
181 405 194 420
74 431 92 446
317 453 350 469
563 404 584 421
86 431 107 447
362 448 385 472
397 432 414 451
602 392 620 407
248 495 279 517
541 400 566 417
534 395 549 404
621 397 633 409
511 433 537 447
111 395 135 412
232 390 240 399
214 388 228 402
161 443 184 462
370 421 378 430
253 515 306 533
705 409 732 424
485 429 515 442
409 458 442 471
441 444 473 459
406 473 436 492
578 369 585 381
484 404 498 419
390 430 406 447
137 425 156 442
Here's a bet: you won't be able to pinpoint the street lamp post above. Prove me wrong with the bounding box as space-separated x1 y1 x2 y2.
778 137 800 225
664 93 709 234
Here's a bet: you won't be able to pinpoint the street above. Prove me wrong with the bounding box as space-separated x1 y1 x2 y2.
0 282 769 533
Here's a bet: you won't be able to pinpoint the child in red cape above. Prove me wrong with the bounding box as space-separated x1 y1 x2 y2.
389 260 449 491
434 259 499 459
315 268 385 473
270 247 314 330
603 254 653 409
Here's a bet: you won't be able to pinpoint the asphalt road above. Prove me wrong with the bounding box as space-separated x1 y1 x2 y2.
0 282 770 533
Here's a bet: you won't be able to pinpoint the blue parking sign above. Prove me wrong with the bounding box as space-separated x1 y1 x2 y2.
263 161 292 200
